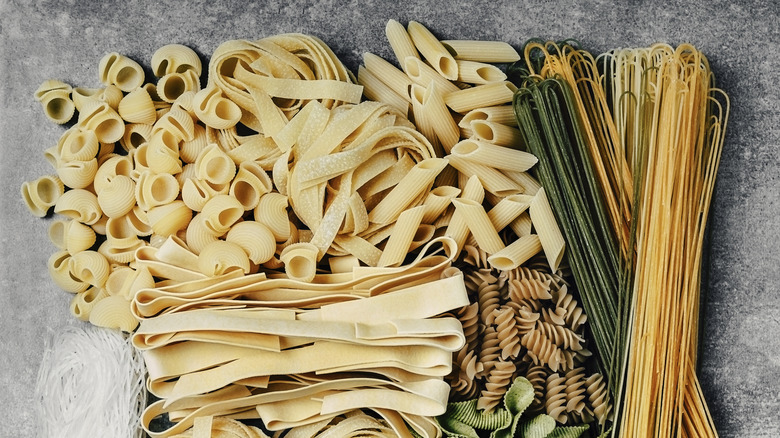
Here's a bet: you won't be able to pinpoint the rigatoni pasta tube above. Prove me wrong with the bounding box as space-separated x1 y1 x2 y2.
406 21 458 81
444 81 517 113
440 40 520 63
529 187 565 272
487 234 542 271
451 198 504 255
368 157 448 225
450 139 537 172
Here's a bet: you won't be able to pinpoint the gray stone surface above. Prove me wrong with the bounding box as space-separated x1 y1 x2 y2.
1 0 778 436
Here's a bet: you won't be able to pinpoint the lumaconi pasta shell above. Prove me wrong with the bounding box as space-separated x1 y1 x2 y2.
93 154 134 193
179 123 208 164
184 213 220 255
147 200 192 237
70 86 102 112
193 86 242 129
49 219 97 255
135 170 180 211
70 286 108 321
229 161 273 210
34 79 71 101
181 177 228 212
172 90 197 118
105 215 143 249
146 130 183 175
197 240 251 277
21 174 64 217
105 265 154 300
96 175 136 219
124 205 153 236
120 123 153 152
54 188 102 225
195 143 236 185
200 194 244 235
118 87 157 125
153 105 195 142
47 250 89 293
56 158 98 190
98 239 145 265
225 221 276 264
157 70 201 103
99 84 124 110
98 52 145 92
152 43 203 77
38 88 75 124
279 242 319 282
77 99 125 144
88 294 139 332
59 129 99 162
254 192 291 242
70 250 111 288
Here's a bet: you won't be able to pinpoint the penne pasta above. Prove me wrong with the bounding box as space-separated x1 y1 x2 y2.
458 105 517 128
420 81 459 153
444 174 484 254
529 187 566 272
385 19 419 71
486 194 532 231
487 234 543 271
447 155 521 197
469 119 524 148
421 185 461 224
377 206 426 267
406 21 458 81
403 56 460 95
444 81 518 114
503 170 542 195
455 60 507 84
451 198 504 254
450 138 537 171
362 52 413 100
368 157 448 225
357 65 410 116
440 40 521 63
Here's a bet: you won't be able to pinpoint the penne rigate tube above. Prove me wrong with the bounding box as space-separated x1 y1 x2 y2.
362 52 413 100
456 60 507 84
378 206 426 267
385 19 419 71
444 81 518 113
487 234 542 271
451 198 505 255
406 21 458 81
450 139 537 172
529 187 566 272
440 40 521 63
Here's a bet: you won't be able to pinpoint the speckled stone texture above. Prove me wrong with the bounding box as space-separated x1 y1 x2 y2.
1 0 778 436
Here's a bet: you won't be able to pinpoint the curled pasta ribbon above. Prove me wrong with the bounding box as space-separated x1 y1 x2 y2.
279 242 319 282
77 99 125 143
21 174 64 217
118 87 157 125
169 416 269 438
35 79 75 124
98 51 145 92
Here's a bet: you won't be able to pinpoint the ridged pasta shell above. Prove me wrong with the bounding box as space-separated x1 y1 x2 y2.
147 200 192 237
96 175 136 219
253 192 290 242
91 214 109 235
71 87 102 112
157 70 201 103
100 84 124 109
195 143 236 185
54 188 102 225
96 142 116 163
201 194 244 235
39 88 75 124
118 87 157 125
48 250 90 293
47 219 69 250
173 90 197 118
34 79 71 101
98 239 145 265
279 242 319 282
48 219 97 255
197 240 250 277
70 287 108 321
88 294 139 332
225 221 276 264
184 213 219 255
153 105 195 142
56 159 98 190
43 145 61 169
134 170 180 211
59 129 99 162
21 174 64 217
70 250 111 288
77 99 125 144
120 123 153 152
192 86 241 129
151 43 202 77
179 124 208 164
93 154 134 193
229 161 273 210
146 130 183 175
124 205 152 236
98 52 145 92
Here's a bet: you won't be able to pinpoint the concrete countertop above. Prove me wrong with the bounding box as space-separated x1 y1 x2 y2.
1 1 778 436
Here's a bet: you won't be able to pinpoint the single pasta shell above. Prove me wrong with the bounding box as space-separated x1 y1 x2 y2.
47 219 70 250
97 175 136 218
118 87 157 125
99 52 145 92
93 154 133 193
56 159 98 190
146 130 183 175
153 105 195 142
120 123 153 152
54 188 102 225
39 89 75 125
147 200 192 237
70 250 111 288
279 242 319 283
71 87 102 112
49 219 96 255
77 99 125 144
197 240 250 277
88 294 139 332
21 174 64 217
195 143 235 185
192 86 241 130
184 213 220 255
47 250 89 293
59 129 99 162
179 124 208 164
124 205 153 237
201 194 244 236
98 239 144 265
135 170 180 211
173 90 198 118
105 215 141 249
70 286 108 321
152 43 202 77
34 79 71 101
100 84 124 109
225 221 276 264
157 70 200 103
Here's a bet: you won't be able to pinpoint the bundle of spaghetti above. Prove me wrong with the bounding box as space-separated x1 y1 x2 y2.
34 324 146 438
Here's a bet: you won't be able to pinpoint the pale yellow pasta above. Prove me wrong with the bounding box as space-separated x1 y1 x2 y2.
135 170 180 211
105 216 144 250
181 177 228 212
93 175 135 219
47 251 89 293
77 99 125 143
254 192 291 242
409 84 439 150
420 81 459 152
56 156 94 189
48 219 96 255
406 21 458 81
172 90 197 119
179 124 208 164
377 206 426 267
503 170 542 195
455 60 507 84
195 144 236 185
117 87 157 125
35 82 75 124
60 129 99 163
403 56 460 95
229 161 273 210
99 84 125 110
447 155 521 197
487 234 543 271
362 52 413 100
451 198 504 254
70 250 111 288
70 287 108 321
98 52 145 92
157 70 201 103
21 174 64 217
450 138 537 172
54 188 102 225
93 154 134 193
43 145 61 169
193 85 242 130
357 66 410 116
105 265 154 301
70 86 102 112
151 43 202 77
421 185 460 224
146 130 183 175
124 205 153 237
200 194 244 236
440 40 521 63
225 221 276 265
459 105 517 128
184 214 220 255
385 19 420 71
279 242 319 282
34 79 71 101
368 157 448 225
469 120 524 148
88 294 139 332
147 200 193 237
197 240 251 276
90 215 109 236
154 106 196 142
131 143 152 175
529 187 566 272
95 142 116 164
444 81 518 114
120 123 153 153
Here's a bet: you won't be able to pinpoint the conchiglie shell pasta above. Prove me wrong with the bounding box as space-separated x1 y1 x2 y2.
93 154 134 193
200 194 244 235
120 123 153 152
229 161 273 210
146 200 192 237
279 242 319 282
96 175 136 218
225 221 276 264
184 213 220 254
153 106 195 142
38 89 75 124
59 129 99 162
146 130 183 175
195 144 236 185
98 52 145 92
70 287 108 321
105 216 143 249
69 250 111 288
118 87 157 125
254 192 291 242
134 170 180 211
197 240 251 276
70 86 102 112
193 86 242 130
21 174 64 217
34 79 71 101
48 219 96 255
124 205 153 237
181 177 228 212
99 84 124 110
151 44 202 77
77 100 125 144
54 188 102 225
179 123 208 164
48 251 90 293
157 70 201 103
88 294 139 332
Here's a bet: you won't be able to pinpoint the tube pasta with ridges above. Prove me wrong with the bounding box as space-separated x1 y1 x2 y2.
362 52 413 100
406 21 458 81
456 60 507 84
377 206 426 267
451 198 504 254
368 158 448 225
469 120 524 148
487 194 531 231
385 19 419 71
440 40 521 63
403 57 460 95
421 81 459 152
459 106 518 128
444 81 518 113
529 187 565 272
357 66 410 116
487 234 543 271
451 139 537 171
447 155 521 197
421 186 460 224
444 175 484 254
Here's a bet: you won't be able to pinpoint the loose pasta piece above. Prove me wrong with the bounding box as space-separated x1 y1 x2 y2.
377 206 426 267
444 174 484 253
146 200 192 237
229 161 273 210
487 234 542 271
105 216 144 250
444 81 518 114
184 214 220 255
385 19 419 71
70 86 102 112
225 221 276 265
200 194 244 236
151 44 202 77
98 52 145 92
77 99 125 144
458 105 517 128
529 188 566 273
469 120 524 148
49 219 97 255
99 84 124 110
486 194 531 230
179 124 208 164
35 79 75 124
368 157 448 225
254 192 291 242
440 40 521 63
421 81 459 152
94 154 134 193
193 86 242 130
197 240 251 277
450 139 537 171
407 21 458 81
153 106 196 142
181 177 228 212
403 56 460 95
56 159 98 190
362 52 413 100
89 294 139 332
54 188 102 225
357 66 410 116
196 144 236 186
456 60 507 84
146 130 183 175
21 174 65 217
96 174 136 218
447 156 521 197
47 251 90 293
279 242 320 282
70 287 109 321
421 185 461 224
117 87 157 125
157 70 201 103
70 250 111 289
451 198 504 254
58 129 99 162
135 170 180 211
